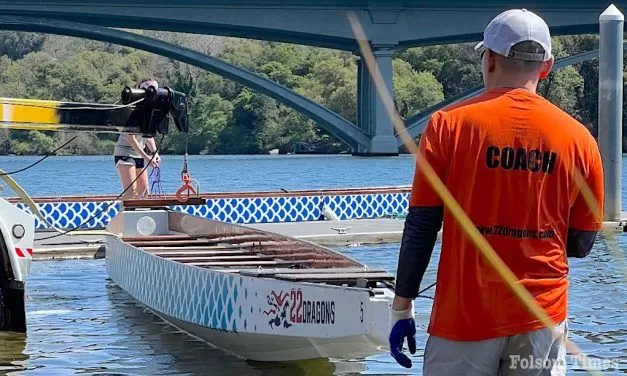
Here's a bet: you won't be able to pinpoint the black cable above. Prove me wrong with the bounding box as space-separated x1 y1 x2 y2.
37 133 165 241
384 280 436 300
0 136 78 176
418 282 436 295
417 282 436 300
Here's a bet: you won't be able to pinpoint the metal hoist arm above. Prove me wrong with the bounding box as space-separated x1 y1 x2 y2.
0 85 189 138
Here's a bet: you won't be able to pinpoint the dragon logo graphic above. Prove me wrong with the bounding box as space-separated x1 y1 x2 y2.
263 290 293 329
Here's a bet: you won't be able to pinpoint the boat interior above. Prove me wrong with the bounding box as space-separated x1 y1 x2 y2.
107 208 395 290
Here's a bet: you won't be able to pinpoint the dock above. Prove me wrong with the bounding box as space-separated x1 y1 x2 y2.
33 215 627 261
33 218 404 260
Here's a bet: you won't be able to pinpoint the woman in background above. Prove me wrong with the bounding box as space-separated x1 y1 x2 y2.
113 78 161 199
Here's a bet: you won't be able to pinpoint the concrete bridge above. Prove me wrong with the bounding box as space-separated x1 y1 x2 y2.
0 0 624 154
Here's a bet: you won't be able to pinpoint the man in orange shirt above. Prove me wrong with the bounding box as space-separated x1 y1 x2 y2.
389 8 604 375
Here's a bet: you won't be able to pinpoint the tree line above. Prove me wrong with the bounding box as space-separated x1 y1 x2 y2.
0 31 617 155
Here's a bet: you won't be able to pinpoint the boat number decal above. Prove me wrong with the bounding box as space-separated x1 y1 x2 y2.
263 289 336 329
360 302 363 322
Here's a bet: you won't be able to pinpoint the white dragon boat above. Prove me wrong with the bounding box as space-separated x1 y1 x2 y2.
0 87 398 362
104 206 395 362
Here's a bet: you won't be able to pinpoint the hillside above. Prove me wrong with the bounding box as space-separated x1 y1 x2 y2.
0 31 610 155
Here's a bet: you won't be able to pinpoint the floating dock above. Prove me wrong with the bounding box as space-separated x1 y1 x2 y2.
6 185 622 260
33 218 405 260
9 186 411 231
33 215 627 261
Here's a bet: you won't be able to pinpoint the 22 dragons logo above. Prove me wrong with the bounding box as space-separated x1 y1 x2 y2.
263 288 336 329
263 290 293 329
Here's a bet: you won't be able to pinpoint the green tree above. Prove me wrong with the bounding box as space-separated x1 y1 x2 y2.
540 66 584 117
393 59 444 118
0 32 47 60
219 39 265 71
9 131 56 155
300 54 357 122
165 93 234 154
398 43 483 98
215 88 267 154
0 32 616 155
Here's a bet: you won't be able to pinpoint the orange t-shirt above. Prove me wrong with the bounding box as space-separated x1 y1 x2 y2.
410 87 604 341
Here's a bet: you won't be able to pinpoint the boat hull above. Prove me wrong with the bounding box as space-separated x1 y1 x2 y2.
161 313 387 361
105 234 393 362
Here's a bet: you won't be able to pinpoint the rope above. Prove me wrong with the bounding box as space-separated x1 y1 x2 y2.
0 94 171 238
418 282 436 296
0 136 78 176
175 129 200 202
0 136 79 231
385 281 436 300
0 98 145 111
149 166 165 198
36 133 166 241
0 167 60 230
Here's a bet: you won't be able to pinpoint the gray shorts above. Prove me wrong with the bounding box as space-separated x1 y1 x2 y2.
424 321 568 376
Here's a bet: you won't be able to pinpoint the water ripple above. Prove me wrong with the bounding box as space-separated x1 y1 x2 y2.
0 235 624 375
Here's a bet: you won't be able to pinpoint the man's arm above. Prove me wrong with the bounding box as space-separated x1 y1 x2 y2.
388 113 448 369
567 138 604 258
392 113 448 311
392 205 443 310
566 228 597 258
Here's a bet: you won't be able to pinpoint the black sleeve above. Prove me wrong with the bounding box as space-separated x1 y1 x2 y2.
566 228 597 258
394 205 444 299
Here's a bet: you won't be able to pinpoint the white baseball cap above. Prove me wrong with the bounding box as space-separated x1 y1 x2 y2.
475 8 552 62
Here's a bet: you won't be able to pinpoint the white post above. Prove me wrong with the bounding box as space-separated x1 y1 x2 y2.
598 4 624 221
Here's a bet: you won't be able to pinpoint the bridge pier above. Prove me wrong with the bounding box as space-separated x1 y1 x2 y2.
354 47 399 156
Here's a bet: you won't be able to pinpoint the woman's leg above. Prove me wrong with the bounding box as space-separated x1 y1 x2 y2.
134 158 150 198
116 158 138 199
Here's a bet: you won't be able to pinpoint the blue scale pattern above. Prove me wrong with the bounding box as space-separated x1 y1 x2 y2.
14 192 409 229
15 201 121 230
107 240 241 332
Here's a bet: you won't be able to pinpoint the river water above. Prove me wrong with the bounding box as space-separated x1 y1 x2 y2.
0 154 415 197
0 155 625 375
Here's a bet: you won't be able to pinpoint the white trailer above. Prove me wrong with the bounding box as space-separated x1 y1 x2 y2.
0 196 36 332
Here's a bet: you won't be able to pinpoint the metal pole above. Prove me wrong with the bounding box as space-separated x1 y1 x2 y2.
598 4 624 221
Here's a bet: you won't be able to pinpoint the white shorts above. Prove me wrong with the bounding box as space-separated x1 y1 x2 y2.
424 321 568 376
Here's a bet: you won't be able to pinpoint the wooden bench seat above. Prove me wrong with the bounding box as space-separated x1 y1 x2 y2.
129 234 276 248
169 255 276 263
123 231 262 243
122 234 199 242
129 239 221 247
151 250 253 257
193 260 314 268
273 272 395 282
142 245 244 252
236 267 387 277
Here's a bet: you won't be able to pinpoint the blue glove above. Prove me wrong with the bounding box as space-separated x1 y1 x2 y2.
389 307 416 368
